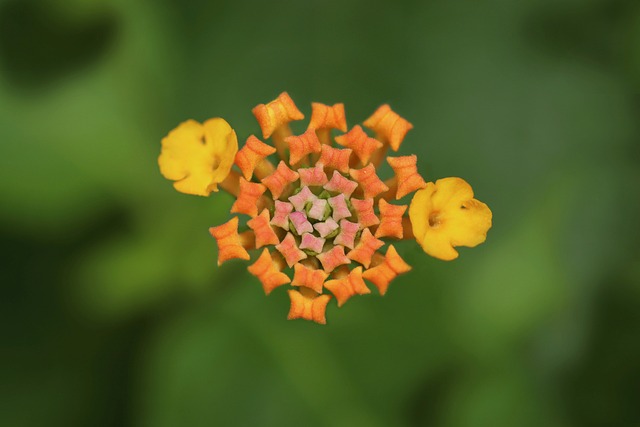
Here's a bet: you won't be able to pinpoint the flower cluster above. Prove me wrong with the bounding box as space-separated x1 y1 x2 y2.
159 92 492 324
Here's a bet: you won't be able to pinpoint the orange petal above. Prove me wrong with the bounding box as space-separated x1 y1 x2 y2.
235 135 276 180
349 164 389 199
324 266 370 307
307 102 347 132
285 128 322 165
350 198 380 228
247 249 291 295
261 161 300 199
292 263 328 293
230 178 267 217
375 199 407 239
275 232 307 267
335 125 383 165
318 145 352 173
209 217 251 265
252 92 304 139
387 155 426 199
247 209 280 248
287 289 331 324
363 105 413 151
362 245 411 295
346 228 384 268
316 245 351 273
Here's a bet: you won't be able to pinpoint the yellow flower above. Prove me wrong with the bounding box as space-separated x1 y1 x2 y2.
159 118 238 196
409 177 492 261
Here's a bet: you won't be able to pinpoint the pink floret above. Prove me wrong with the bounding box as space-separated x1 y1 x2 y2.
324 170 358 197
289 211 314 235
288 186 317 211
313 218 339 238
307 198 328 220
299 233 326 253
333 219 359 249
298 163 328 187
328 194 351 221
271 200 293 230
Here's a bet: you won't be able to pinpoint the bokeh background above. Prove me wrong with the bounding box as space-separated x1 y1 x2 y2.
1 0 640 426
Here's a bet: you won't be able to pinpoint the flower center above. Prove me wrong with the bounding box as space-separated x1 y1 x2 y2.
428 211 442 228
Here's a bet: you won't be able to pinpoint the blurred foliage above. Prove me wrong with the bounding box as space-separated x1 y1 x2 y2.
1 0 639 426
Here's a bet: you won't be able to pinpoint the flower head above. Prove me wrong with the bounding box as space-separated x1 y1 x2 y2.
160 92 492 324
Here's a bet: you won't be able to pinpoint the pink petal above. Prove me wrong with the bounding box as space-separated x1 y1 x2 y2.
324 170 358 197
298 163 328 186
289 211 314 235
328 193 351 221
271 200 293 230
288 186 317 211
313 218 339 238
333 219 359 249
307 198 329 220
299 233 326 253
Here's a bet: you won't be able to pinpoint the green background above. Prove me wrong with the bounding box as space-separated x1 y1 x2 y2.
1 0 639 426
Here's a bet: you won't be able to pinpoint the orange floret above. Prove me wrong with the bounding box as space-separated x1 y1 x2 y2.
346 228 384 268
316 245 351 273
362 245 412 295
350 198 380 228
307 102 347 132
247 209 280 248
209 217 251 265
318 145 352 173
324 266 370 307
350 164 389 199
285 128 322 165
292 263 328 293
247 249 291 295
335 125 383 165
235 135 276 180
275 232 307 267
363 105 413 151
252 92 304 139
261 161 300 199
387 155 427 199
230 178 267 217
287 289 332 324
375 199 407 239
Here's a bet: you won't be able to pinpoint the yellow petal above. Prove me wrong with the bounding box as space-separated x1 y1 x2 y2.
158 118 238 196
409 177 492 261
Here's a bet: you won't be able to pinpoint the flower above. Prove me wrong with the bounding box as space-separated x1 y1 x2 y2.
159 92 492 324
159 118 238 196
409 177 492 261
